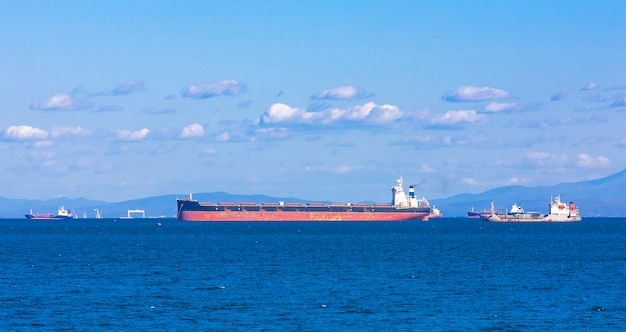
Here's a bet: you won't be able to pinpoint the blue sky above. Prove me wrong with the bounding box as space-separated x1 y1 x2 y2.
1 1 625 203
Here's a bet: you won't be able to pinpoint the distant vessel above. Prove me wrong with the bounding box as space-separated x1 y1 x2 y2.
467 203 506 218
176 177 432 222
424 206 443 221
25 206 75 220
483 196 581 222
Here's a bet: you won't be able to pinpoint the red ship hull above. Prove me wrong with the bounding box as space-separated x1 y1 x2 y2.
176 199 431 222
178 210 430 222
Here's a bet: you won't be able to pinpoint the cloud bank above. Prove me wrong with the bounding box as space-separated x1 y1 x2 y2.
31 93 93 111
443 85 512 102
4 125 49 140
259 102 402 126
576 153 610 168
3 125 89 141
115 128 150 141
430 110 485 126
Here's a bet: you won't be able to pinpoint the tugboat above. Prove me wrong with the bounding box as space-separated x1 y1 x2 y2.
422 206 443 221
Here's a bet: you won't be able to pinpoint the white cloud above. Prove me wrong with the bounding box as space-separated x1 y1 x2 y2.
115 128 150 141
576 153 610 168
431 110 485 125
50 126 90 138
311 85 372 100
259 102 402 126
31 93 92 111
4 125 49 140
179 123 204 138
483 102 518 113
443 85 512 102
181 80 245 99
260 103 305 124
360 103 403 124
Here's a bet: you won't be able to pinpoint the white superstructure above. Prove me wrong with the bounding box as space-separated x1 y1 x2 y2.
391 177 429 208
484 195 581 222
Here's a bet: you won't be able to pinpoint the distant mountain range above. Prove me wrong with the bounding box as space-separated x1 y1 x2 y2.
2 169 625 218
435 168 626 217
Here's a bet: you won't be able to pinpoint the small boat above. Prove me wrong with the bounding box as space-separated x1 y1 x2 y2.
25 206 76 220
423 206 443 221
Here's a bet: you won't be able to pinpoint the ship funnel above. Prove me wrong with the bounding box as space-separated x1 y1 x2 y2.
409 185 415 198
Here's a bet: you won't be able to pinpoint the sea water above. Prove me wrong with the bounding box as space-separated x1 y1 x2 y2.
0 218 624 331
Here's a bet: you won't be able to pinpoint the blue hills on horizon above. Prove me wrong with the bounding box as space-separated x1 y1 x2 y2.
436 168 626 217
1 168 625 218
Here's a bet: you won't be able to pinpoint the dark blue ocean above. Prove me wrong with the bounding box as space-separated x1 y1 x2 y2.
1 218 624 331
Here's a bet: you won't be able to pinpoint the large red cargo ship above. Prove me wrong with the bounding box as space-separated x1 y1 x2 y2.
176 177 432 222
